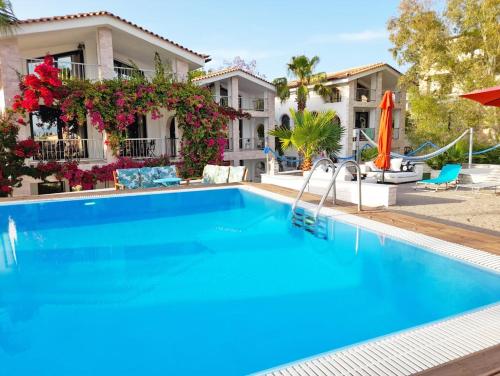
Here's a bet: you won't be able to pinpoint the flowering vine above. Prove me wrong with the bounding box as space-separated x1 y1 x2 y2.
3 55 249 195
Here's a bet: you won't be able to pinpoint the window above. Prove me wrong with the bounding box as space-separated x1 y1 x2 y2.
30 106 88 160
280 114 290 129
124 115 147 139
27 50 84 80
325 87 342 103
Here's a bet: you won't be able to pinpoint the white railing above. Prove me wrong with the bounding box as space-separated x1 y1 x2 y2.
26 59 100 81
33 139 104 161
239 97 266 111
212 95 266 111
24 59 180 82
240 137 266 150
113 66 156 80
119 138 178 159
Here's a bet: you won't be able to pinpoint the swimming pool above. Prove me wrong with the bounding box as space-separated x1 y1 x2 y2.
0 187 499 375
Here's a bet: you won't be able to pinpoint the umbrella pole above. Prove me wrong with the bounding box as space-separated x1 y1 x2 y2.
468 127 473 168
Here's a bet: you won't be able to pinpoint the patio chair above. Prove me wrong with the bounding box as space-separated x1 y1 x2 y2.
415 164 462 191
456 167 500 193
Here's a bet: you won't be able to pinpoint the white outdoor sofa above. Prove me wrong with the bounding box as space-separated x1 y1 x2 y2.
361 158 423 184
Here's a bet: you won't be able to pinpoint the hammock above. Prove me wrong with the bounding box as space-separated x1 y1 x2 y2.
406 141 438 156
469 143 500 155
263 147 302 165
360 129 470 161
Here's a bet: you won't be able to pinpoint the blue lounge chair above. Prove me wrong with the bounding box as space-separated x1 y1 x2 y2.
415 164 462 191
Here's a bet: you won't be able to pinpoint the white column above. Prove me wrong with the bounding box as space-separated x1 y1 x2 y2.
96 27 116 162
230 77 240 152
266 89 275 150
0 38 27 137
175 59 189 82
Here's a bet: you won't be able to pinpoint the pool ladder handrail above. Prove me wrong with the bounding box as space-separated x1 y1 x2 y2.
314 160 362 219
292 157 335 213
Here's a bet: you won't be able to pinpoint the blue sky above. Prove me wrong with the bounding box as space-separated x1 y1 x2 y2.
11 0 403 79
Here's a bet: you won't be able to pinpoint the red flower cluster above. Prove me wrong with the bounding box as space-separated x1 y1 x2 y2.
12 55 62 117
13 138 39 158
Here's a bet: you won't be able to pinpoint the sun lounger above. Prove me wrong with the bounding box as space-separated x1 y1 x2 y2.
456 167 500 193
415 164 462 191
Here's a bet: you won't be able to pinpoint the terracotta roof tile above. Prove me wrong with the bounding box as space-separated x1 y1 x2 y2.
18 11 209 61
287 62 401 88
192 67 273 86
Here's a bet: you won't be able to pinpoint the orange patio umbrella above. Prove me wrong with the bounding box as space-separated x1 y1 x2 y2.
374 90 395 170
459 86 500 107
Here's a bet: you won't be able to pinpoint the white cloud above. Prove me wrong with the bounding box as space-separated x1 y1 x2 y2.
308 29 388 44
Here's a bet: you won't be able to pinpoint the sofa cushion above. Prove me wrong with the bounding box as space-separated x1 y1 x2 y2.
155 165 177 179
390 158 403 172
228 166 246 183
202 165 230 184
366 161 382 172
139 167 158 188
116 168 141 189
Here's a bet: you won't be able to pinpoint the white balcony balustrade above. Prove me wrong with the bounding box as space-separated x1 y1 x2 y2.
240 137 266 150
34 139 104 161
118 138 178 159
355 88 376 102
213 96 266 111
24 59 179 82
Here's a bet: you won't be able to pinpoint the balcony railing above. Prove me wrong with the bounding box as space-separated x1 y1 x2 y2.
239 97 265 111
24 59 178 82
355 88 376 102
240 137 266 150
33 139 104 161
118 138 178 159
213 96 266 111
26 58 100 81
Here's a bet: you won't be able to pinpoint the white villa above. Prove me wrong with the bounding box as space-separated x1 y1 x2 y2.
0 11 276 195
275 63 407 168
192 68 275 182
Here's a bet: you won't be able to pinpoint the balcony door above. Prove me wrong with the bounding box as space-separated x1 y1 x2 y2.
30 106 88 160
27 50 84 80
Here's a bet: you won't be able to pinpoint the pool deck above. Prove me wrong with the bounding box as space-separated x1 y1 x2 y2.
2 182 500 376
249 183 500 256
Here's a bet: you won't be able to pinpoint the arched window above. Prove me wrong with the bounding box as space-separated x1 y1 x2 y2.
169 118 176 139
333 115 341 127
281 114 290 129
276 114 290 156
326 87 341 103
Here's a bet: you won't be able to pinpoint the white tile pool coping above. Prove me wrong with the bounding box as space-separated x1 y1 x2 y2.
2 185 500 375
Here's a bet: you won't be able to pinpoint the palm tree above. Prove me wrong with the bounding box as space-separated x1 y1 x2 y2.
0 0 17 34
270 109 344 171
273 55 332 112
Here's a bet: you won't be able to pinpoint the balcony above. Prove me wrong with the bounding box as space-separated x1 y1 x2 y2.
24 59 173 82
355 88 376 102
239 137 266 150
213 96 266 111
239 97 265 111
33 139 104 161
118 138 178 159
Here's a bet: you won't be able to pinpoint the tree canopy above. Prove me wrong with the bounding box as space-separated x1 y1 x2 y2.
388 0 499 145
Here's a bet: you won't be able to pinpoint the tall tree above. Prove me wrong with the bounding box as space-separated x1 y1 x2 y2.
0 0 17 34
388 0 500 145
273 55 333 111
269 109 344 171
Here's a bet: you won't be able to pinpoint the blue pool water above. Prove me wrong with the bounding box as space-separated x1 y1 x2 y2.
0 188 499 375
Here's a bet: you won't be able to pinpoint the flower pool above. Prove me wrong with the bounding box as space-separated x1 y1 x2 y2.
0 187 499 375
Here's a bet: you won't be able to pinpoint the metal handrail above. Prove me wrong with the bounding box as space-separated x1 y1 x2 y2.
291 157 335 212
314 160 362 219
